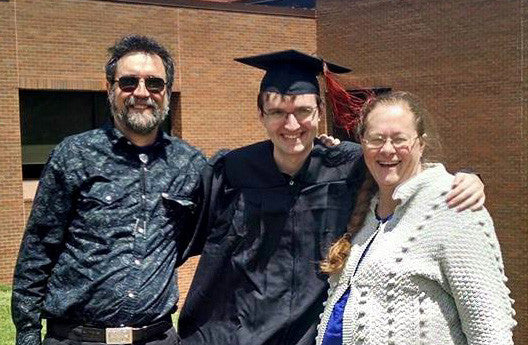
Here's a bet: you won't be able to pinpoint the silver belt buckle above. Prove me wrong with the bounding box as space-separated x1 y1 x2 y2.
105 327 133 344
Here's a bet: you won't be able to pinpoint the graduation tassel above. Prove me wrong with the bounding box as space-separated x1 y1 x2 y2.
323 65 373 135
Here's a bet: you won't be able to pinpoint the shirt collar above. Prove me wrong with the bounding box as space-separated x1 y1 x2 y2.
103 122 171 149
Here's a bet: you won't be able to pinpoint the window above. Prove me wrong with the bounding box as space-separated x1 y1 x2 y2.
19 90 174 179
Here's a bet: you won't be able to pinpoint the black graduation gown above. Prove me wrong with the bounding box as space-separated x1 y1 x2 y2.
179 139 365 345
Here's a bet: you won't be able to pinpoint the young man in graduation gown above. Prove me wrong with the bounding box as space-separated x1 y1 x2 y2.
178 50 485 345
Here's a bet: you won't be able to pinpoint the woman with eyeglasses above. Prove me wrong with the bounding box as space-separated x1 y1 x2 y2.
316 91 516 345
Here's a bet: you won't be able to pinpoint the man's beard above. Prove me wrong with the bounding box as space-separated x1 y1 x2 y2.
109 89 169 135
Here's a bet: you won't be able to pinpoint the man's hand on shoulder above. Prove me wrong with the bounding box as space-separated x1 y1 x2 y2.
318 134 341 147
447 172 485 212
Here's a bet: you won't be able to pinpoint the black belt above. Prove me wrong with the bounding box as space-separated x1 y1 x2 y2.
47 316 173 344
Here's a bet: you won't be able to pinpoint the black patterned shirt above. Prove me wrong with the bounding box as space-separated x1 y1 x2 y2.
12 126 206 345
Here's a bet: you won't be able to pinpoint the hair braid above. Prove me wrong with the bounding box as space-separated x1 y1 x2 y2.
320 173 378 275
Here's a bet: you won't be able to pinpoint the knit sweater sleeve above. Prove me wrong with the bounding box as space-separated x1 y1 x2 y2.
440 210 516 345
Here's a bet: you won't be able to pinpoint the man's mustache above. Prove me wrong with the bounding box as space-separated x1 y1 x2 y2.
125 96 157 109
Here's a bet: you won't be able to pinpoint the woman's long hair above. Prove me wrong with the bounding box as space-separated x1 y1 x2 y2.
320 91 442 275
320 173 377 274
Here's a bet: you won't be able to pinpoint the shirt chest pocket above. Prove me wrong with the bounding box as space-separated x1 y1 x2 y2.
79 180 126 210
77 180 127 228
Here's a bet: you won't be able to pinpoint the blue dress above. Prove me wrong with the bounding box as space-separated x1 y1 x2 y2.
321 212 392 345
321 288 350 345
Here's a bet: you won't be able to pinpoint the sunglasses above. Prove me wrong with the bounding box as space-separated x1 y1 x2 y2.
114 76 166 93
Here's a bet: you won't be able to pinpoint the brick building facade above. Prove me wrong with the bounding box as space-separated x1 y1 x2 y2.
1 0 525 342
0 0 316 303
317 0 527 343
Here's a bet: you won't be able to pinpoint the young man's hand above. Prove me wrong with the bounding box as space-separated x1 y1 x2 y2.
447 172 485 212
318 134 341 147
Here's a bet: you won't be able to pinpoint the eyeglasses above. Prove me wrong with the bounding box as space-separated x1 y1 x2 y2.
362 135 420 151
262 106 317 122
114 76 166 93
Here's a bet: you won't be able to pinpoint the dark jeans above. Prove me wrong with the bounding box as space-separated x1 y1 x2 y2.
43 326 180 345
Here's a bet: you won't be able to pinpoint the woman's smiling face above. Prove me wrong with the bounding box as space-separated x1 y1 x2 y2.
361 101 424 194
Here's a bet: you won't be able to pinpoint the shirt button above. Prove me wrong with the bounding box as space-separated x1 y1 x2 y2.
134 259 141 265
128 292 135 298
289 180 294 186
138 228 144 234
141 195 146 200
139 153 148 164
105 195 112 202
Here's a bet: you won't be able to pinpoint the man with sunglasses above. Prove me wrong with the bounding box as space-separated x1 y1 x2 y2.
12 35 205 345
178 50 486 345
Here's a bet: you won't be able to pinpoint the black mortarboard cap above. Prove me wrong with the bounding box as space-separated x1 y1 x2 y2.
235 49 351 95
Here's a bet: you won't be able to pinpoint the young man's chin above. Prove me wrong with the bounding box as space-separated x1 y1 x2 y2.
278 144 311 157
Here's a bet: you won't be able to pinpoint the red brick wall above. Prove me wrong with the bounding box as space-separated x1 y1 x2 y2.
0 0 316 310
12 0 316 154
15 0 181 91
317 0 527 342
0 0 26 284
178 9 316 155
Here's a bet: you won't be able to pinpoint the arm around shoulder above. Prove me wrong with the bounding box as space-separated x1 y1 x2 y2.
178 150 230 260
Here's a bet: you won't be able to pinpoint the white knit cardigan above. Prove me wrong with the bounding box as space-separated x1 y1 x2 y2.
316 164 516 345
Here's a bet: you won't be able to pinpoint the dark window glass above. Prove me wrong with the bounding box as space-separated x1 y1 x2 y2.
19 90 173 179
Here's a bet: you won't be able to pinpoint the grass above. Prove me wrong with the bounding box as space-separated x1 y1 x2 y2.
0 285 16 345
0 285 47 344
